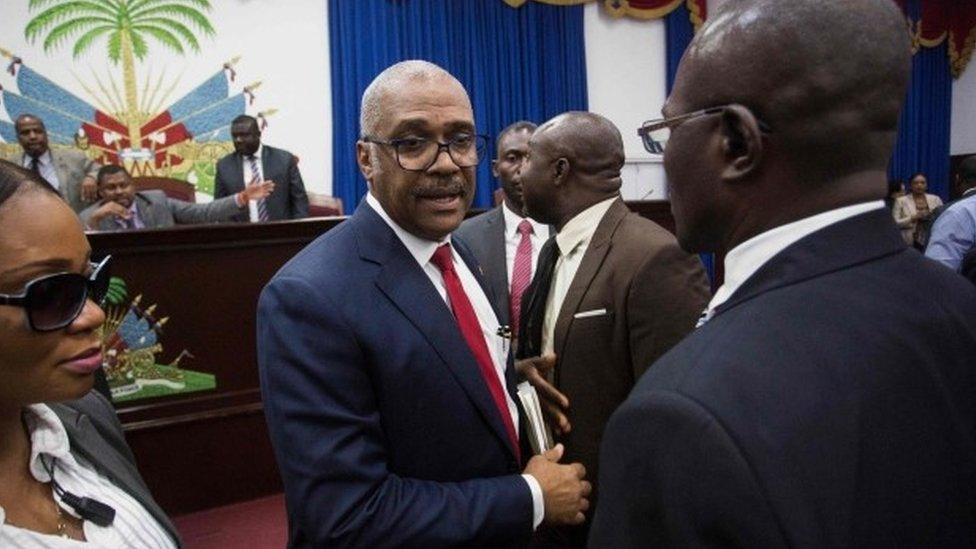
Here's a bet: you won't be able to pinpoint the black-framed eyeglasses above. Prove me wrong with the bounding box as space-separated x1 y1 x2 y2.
362 134 489 172
0 255 112 332
637 105 773 155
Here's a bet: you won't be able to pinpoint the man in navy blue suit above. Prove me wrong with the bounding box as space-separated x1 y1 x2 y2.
257 60 590 548
590 0 976 547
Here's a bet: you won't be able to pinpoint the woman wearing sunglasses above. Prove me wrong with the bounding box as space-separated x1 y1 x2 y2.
0 160 180 547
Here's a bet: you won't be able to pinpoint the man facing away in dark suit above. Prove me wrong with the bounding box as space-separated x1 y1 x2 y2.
2 114 100 212
257 60 590 548
590 1 976 547
214 115 308 222
454 120 551 336
513 111 710 548
79 164 273 231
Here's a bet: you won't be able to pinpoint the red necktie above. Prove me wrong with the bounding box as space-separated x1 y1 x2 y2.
509 219 534 338
431 244 520 461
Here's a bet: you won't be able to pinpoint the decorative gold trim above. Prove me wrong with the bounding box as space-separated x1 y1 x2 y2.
527 0 590 5
507 0 684 21
605 0 684 20
950 26 976 78
687 0 705 31
919 30 947 49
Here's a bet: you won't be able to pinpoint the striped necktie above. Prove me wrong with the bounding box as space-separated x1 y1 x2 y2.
509 219 535 338
248 155 270 222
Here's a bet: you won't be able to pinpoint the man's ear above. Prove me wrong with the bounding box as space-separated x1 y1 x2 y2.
553 157 570 187
356 141 374 181
491 158 500 179
719 105 764 182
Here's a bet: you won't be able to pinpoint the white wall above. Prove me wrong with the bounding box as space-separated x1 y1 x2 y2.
583 3 669 200
0 0 332 195
951 62 976 155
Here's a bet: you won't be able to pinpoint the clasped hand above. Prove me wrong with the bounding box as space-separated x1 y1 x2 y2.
523 443 591 525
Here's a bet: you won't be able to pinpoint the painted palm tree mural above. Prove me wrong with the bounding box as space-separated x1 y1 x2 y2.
0 0 273 193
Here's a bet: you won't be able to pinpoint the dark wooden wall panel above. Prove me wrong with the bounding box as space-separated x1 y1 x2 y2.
89 218 342 515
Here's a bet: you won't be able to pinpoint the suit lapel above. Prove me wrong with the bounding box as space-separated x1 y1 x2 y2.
553 199 628 360
455 236 505 326
228 154 246 192
716 208 906 318
135 194 158 228
357 204 519 460
484 207 509 319
50 404 181 546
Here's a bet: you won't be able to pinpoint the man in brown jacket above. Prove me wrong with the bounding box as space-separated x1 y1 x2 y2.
515 111 710 547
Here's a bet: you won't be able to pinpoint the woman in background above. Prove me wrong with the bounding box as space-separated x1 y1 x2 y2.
0 160 180 547
893 172 943 249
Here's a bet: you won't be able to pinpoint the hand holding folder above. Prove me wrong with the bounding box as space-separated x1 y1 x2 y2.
515 354 570 454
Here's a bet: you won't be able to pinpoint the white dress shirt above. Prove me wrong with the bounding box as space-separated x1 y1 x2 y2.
22 150 62 190
241 144 264 222
702 200 886 323
541 197 617 355
0 404 176 548
502 202 548 285
366 192 545 528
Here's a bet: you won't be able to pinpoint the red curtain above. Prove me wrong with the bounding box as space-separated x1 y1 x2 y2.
885 0 975 76
505 0 975 77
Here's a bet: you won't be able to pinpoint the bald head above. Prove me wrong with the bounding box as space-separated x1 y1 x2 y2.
533 111 624 194
360 60 471 138
519 112 624 227
674 0 910 173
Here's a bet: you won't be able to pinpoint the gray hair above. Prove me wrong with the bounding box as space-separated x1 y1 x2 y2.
359 60 465 138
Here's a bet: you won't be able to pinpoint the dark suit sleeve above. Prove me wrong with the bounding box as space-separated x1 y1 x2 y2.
257 276 533 548
168 195 242 224
589 390 788 548
627 241 710 379
213 159 230 200
285 154 309 219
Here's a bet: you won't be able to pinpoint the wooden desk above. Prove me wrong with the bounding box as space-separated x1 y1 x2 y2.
89 217 343 515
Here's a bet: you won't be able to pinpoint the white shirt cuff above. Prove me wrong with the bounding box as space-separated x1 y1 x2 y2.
521 473 545 529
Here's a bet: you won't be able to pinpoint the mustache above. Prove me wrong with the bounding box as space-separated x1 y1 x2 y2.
411 181 467 199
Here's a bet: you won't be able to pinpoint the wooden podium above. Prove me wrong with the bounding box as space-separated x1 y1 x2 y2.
88 218 343 515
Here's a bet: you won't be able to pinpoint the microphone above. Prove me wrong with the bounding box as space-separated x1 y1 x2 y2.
42 456 116 527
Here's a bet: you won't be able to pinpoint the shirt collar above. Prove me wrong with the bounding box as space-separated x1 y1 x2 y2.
366 191 450 267
502 202 546 238
22 404 74 483
708 200 885 312
555 196 617 257
244 144 263 161
24 149 53 165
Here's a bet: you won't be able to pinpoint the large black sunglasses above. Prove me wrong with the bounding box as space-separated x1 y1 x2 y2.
0 255 112 332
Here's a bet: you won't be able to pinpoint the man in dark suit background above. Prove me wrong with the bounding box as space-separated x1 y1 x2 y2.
214 115 308 221
80 165 273 231
590 1 976 547
454 121 550 335
514 111 709 547
2 114 100 212
257 60 590 548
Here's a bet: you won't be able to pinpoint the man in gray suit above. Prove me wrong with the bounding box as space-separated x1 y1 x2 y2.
455 121 550 334
214 115 309 222
80 164 273 231
2 114 99 212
